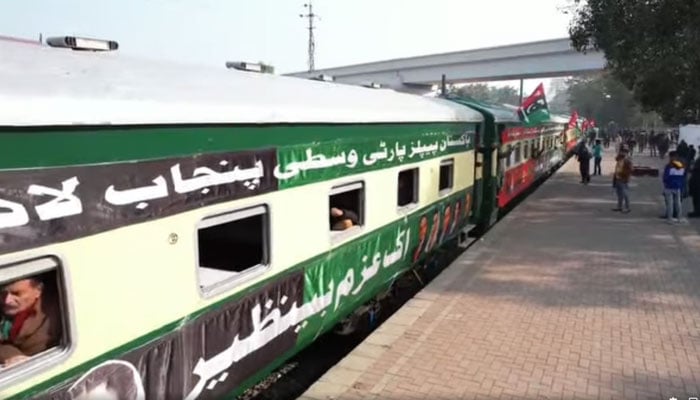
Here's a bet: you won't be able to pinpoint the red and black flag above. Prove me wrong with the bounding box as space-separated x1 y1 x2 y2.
517 83 551 125
568 111 579 129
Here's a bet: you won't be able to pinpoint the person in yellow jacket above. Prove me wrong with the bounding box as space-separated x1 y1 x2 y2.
612 147 633 213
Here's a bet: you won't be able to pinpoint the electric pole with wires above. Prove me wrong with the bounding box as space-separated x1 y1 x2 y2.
299 2 319 72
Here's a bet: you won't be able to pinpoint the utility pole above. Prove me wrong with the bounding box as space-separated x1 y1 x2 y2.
519 79 524 104
300 2 318 72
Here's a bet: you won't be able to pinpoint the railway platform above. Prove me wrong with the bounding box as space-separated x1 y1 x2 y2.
298 147 700 400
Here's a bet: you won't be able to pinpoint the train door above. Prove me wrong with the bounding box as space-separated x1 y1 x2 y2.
471 119 499 236
470 125 482 229
491 123 506 221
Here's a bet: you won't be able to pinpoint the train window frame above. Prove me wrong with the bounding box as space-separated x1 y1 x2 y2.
329 181 365 243
195 205 270 298
523 140 530 159
438 158 454 196
397 167 419 211
0 255 75 388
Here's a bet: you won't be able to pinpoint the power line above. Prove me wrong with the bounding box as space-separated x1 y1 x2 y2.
299 2 319 72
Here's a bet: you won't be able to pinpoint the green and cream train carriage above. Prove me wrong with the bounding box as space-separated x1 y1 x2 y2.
0 40 484 398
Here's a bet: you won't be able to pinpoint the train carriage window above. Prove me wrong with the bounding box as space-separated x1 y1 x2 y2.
514 143 522 164
0 256 72 384
523 141 530 159
531 140 537 158
330 182 364 238
397 168 419 208
196 205 269 296
439 158 454 194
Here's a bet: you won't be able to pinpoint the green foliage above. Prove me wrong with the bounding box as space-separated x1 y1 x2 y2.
568 0 700 124
567 73 662 127
548 92 570 116
566 73 665 129
452 83 520 105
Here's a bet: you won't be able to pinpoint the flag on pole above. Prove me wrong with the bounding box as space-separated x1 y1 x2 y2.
568 111 579 129
582 119 590 132
517 83 551 126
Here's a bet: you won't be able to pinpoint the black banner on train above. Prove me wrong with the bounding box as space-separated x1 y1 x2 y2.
39 269 305 400
0 148 278 255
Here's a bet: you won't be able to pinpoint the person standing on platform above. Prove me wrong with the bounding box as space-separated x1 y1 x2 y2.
662 151 687 224
612 147 632 213
688 160 700 218
592 139 603 176
658 135 670 158
688 145 696 166
576 143 591 184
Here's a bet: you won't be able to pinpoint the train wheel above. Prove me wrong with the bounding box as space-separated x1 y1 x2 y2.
333 313 360 335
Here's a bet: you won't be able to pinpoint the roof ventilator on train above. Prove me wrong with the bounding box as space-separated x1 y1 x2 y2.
362 82 382 89
46 36 118 51
225 61 275 74
310 74 335 82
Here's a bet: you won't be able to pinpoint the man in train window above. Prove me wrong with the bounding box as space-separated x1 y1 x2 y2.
330 207 360 231
0 276 59 367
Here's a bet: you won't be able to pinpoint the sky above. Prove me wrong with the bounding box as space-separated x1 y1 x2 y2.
1 0 575 96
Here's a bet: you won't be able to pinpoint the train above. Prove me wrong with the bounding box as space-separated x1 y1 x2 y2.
0 38 582 399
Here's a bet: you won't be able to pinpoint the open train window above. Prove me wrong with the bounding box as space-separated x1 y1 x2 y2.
196 205 269 296
439 158 454 194
397 168 419 208
330 182 364 240
0 256 72 386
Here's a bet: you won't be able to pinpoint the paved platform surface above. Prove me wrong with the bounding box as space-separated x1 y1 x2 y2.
299 148 700 400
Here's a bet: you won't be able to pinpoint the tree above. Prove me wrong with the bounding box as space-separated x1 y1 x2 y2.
568 0 700 125
455 83 491 102
490 86 520 105
566 73 665 129
548 78 571 115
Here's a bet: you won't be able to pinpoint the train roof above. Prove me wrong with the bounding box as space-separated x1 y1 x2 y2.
0 41 484 127
549 114 571 124
444 96 521 124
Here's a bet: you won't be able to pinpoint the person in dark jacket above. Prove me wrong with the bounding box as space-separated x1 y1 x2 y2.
688 145 697 167
662 151 687 224
576 143 591 184
688 160 700 218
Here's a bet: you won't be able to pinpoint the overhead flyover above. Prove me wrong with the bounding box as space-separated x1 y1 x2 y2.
286 38 606 94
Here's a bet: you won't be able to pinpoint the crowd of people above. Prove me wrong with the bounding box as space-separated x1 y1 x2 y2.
588 128 679 158
575 130 700 223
